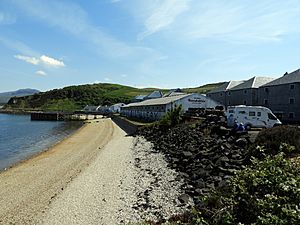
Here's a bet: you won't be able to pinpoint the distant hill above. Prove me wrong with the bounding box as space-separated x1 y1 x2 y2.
4 82 224 112
182 82 225 94
0 89 40 105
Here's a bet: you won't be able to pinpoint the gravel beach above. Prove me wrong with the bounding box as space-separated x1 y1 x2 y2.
0 119 114 224
0 119 189 224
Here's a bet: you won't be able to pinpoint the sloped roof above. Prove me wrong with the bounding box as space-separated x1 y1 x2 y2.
163 88 182 97
145 90 163 99
134 95 147 100
123 94 192 107
261 69 300 87
208 81 244 93
230 76 275 90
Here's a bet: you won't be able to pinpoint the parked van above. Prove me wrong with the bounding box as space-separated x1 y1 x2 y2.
226 105 282 129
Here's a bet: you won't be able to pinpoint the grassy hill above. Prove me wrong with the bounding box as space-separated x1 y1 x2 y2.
4 82 224 112
182 82 225 94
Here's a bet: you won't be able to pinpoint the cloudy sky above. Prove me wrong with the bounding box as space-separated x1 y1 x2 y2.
1 0 300 91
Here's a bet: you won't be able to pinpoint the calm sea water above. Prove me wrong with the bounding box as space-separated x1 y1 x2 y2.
0 113 82 170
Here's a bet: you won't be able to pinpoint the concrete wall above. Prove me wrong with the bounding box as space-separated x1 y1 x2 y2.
258 83 300 122
111 115 137 135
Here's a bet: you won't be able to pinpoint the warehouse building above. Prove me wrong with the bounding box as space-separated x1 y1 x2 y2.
121 93 222 121
206 81 243 108
227 76 275 106
258 69 300 122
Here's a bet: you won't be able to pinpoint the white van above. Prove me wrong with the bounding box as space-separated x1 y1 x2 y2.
226 105 282 129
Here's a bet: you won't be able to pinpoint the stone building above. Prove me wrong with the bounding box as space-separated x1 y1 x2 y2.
258 69 300 122
206 81 243 107
227 76 275 106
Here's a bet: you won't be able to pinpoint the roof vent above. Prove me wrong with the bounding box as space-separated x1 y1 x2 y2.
284 72 288 76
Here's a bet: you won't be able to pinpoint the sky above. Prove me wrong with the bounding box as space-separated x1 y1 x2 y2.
1 0 300 92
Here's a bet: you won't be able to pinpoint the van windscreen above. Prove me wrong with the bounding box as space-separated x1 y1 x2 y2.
268 113 277 120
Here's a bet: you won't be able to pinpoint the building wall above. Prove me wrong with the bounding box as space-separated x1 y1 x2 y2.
206 92 226 106
121 94 222 121
227 88 258 106
121 104 167 121
258 83 300 122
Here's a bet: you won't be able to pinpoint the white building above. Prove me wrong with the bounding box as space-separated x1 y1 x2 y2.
83 105 101 112
109 103 126 113
121 93 222 121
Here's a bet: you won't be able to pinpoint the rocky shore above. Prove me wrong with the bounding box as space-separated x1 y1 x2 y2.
137 116 254 210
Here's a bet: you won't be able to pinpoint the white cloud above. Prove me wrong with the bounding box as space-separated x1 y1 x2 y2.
11 0 144 58
14 54 39 65
36 70 47 76
40 55 65 67
104 77 112 82
14 54 65 67
170 0 300 43
0 36 39 56
138 0 189 40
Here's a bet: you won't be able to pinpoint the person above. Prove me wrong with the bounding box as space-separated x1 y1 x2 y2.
233 120 239 130
237 122 246 132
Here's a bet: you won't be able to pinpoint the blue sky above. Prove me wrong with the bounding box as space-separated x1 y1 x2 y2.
1 0 300 92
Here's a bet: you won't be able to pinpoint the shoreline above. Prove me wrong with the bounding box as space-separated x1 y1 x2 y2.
0 121 85 173
0 118 115 225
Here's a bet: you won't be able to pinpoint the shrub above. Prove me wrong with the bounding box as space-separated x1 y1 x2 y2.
254 125 300 156
201 153 300 225
159 105 183 127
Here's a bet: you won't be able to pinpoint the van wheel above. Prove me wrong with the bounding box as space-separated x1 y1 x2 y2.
245 124 251 130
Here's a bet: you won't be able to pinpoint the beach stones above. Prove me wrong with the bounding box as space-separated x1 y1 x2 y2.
137 115 252 209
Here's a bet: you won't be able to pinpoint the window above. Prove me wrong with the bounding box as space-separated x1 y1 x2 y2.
228 92 231 96
243 100 247 105
290 84 295 90
238 111 246 114
220 93 223 96
244 90 247 94
268 113 277 120
289 112 295 119
289 98 295 104
265 87 269 93
264 99 268 105
249 111 255 116
257 112 261 117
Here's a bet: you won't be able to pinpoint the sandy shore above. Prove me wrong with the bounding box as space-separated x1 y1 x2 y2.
0 118 189 225
0 118 114 225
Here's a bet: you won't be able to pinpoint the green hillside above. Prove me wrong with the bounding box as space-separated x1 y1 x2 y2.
182 82 225 94
4 82 224 112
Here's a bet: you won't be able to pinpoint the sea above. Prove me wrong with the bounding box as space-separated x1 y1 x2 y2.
0 113 82 171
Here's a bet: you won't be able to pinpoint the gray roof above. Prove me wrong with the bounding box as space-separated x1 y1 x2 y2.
230 76 275 90
208 80 244 93
145 90 163 99
262 69 300 87
134 95 146 100
123 94 192 107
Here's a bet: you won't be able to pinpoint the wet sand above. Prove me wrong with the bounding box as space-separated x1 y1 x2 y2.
0 118 115 225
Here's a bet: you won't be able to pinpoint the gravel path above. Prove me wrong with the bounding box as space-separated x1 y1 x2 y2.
41 133 191 224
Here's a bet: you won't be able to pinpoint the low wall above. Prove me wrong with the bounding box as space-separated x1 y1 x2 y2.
111 115 138 135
